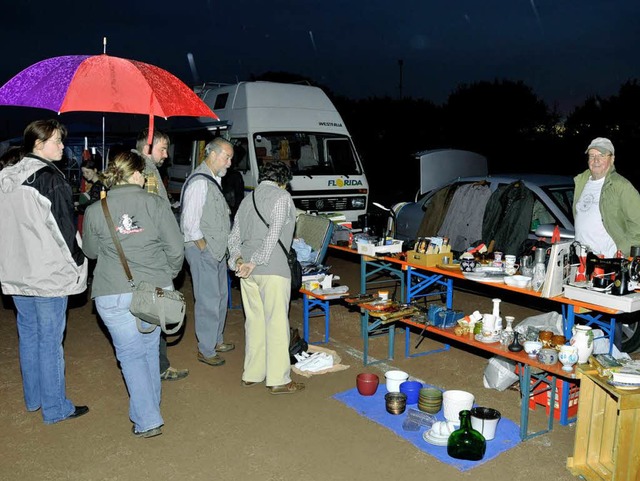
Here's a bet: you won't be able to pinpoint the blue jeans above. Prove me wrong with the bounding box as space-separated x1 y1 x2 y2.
185 245 228 357
13 296 76 424
95 292 163 432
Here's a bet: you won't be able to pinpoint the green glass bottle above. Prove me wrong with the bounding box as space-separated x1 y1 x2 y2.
447 410 486 461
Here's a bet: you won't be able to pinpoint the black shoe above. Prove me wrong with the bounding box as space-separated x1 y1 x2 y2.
66 405 89 420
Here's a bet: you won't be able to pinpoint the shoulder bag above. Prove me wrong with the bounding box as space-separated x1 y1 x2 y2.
251 192 302 292
101 198 186 335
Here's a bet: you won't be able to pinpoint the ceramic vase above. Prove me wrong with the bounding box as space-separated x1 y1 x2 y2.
504 316 514 332
570 325 594 364
558 345 579 372
491 298 502 333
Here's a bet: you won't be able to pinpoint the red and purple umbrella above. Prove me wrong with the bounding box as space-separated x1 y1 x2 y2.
0 54 218 144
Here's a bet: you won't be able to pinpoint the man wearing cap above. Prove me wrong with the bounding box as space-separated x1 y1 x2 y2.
573 137 640 258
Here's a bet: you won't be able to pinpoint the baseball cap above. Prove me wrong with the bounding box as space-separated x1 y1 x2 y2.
585 137 614 155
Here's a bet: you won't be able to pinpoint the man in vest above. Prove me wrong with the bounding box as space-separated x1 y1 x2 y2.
181 137 235 366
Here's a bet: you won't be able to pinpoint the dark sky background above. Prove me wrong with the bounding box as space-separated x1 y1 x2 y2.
1 0 639 115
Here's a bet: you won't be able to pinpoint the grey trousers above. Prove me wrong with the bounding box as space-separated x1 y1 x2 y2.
185 245 228 357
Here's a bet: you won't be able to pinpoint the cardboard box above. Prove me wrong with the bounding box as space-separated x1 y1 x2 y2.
356 240 403 256
564 284 640 312
406 250 448 267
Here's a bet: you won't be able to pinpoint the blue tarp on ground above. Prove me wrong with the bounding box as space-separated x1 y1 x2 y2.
333 386 521 472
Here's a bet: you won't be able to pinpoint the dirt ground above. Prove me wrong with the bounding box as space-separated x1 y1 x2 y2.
0 251 583 481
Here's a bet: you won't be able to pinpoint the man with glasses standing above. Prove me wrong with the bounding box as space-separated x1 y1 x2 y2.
181 138 235 367
574 137 640 350
136 129 189 382
574 137 640 258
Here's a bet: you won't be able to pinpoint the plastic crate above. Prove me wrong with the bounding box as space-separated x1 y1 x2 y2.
528 376 579 421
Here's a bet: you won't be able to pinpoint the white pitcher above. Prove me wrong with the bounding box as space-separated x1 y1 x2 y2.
570 325 594 364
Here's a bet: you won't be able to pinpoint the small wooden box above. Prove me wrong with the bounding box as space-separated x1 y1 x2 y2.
406 250 448 267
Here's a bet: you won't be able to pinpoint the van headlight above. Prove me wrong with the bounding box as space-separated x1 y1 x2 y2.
350 197 366 209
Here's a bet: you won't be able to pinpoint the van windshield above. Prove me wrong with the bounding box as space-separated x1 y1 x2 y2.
253 132 362 176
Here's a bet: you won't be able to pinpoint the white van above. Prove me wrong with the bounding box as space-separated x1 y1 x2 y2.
167 81 368 223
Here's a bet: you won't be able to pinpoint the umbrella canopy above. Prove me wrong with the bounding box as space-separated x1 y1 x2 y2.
0 54 218 145
0 54 216 117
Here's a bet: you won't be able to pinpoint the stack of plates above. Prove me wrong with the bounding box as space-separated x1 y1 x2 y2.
607 379 640 390
423 429 449 446
475 333 500 344
422 421 456 446
462 267 506 283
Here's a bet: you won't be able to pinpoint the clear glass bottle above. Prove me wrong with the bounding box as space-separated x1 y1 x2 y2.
532 248 547 292
447 410 486 461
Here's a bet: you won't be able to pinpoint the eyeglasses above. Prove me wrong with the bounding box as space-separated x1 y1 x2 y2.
587 153 611 161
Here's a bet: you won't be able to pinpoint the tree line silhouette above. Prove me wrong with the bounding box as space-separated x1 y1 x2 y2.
253 72 640 207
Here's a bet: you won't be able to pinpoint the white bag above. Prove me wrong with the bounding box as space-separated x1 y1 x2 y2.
483 356 519 391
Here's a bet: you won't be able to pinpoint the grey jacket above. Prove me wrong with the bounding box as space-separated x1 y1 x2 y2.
228 181 296 278
82 184 184 298
0 154 87 296
181 162 231 261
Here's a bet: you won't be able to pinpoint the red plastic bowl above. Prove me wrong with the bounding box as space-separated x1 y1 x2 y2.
356 373 380 396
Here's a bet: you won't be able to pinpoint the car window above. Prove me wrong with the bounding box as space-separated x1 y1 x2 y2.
531 199 556 230
548 188 574 221
531 186 574 230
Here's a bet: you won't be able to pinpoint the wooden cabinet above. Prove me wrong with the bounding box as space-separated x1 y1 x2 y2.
567 367 640 481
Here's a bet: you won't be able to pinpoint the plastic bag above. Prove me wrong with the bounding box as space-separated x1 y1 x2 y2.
483 356 518 391
513 311 563 340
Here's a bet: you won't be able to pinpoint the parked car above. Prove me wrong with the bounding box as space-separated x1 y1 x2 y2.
391 173 640 353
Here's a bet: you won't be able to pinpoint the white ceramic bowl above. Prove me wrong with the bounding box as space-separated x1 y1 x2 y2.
523 340 543 358
384 370 409 392
503 275 532 288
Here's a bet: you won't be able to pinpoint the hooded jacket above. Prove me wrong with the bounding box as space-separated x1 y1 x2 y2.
0 154 87 296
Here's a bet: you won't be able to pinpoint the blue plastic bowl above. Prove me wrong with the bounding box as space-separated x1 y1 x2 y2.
399 380 423 404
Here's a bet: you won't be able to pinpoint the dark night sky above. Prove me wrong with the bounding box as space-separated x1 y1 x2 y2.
1 0 639 115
